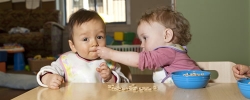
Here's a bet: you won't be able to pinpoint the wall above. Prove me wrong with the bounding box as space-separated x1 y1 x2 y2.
176 0 249 65
106 0 171 34
249 1 250 65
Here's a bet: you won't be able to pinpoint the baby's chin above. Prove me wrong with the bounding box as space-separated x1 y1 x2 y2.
85 54 99 60
79 52 99 60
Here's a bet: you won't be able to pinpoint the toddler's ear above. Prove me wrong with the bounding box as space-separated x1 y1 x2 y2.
68 40 77 52
164 28 174 43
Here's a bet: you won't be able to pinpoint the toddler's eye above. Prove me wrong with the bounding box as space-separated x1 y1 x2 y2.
97 36 104 39
83 38 88 41
143 36 147 40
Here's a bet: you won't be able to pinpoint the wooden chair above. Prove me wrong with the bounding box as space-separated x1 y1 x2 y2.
196 61 237 83
119 64 155 83
119 63 132 82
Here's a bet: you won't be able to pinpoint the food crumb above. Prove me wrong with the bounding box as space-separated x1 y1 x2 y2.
108 84 158 92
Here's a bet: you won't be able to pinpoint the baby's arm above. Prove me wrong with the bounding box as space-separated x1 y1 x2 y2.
36 59 65 89
96 62 116 83
41 73 64 89
97 47 139 67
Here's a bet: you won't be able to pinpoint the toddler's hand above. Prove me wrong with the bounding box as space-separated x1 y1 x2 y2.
41 73 64 89
232 64 250 80
97 47 113 60
96 62 112 82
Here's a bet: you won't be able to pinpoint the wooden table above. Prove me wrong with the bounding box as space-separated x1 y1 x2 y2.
12 83 247 100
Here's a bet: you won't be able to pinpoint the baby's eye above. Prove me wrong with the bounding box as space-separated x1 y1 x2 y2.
143 36 147 40
83 38 88 41
97 36 104 39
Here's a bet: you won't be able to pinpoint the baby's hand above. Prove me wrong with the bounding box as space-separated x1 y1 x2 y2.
232 64 250 80
97 47 114 60
41 73 64 89
96 62 112 82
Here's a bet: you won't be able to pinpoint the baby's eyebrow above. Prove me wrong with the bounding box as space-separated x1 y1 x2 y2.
79 32 88 36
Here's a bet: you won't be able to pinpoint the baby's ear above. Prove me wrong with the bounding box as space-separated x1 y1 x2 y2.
68 40 77 52
163 28 174 43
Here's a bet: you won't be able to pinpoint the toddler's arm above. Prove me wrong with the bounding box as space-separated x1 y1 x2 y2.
97 47 139 67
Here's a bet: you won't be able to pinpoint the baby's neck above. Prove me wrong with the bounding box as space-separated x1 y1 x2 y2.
83 57 101 61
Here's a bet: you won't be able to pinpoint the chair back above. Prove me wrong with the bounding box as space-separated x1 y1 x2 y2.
119 63 132 82
196 61 236 83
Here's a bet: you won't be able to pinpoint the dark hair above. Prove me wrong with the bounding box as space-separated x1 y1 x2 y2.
138 6 191 46
67 9 105 41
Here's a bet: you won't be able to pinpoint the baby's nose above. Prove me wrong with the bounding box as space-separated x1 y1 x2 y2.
93 44 99 47
92 40 99 47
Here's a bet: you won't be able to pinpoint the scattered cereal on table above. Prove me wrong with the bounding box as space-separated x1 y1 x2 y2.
108 84 158 92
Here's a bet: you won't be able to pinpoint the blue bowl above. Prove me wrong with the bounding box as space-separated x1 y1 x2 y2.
172 70 210 77
172 70 210 89
237 79 250 99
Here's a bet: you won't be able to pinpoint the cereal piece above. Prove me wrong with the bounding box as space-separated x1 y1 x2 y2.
139 87 144 91
133 87 139 91
108 85 114 89
122 87 128 91
153 86 158 90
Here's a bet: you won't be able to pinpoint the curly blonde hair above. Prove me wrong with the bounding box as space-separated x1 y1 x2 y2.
138 6 191 46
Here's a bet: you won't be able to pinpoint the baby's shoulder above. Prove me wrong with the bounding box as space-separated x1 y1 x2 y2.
59 51 77 59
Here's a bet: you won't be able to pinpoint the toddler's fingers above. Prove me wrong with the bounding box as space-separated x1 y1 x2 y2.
232 65 240 74
232 68 239 75
234 73 245 80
